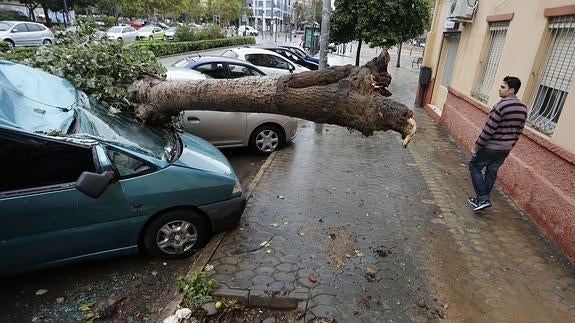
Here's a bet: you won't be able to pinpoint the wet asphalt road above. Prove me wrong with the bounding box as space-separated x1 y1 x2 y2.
0 148 267 322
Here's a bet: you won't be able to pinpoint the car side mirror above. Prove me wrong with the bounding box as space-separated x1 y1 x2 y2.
77 171 114 198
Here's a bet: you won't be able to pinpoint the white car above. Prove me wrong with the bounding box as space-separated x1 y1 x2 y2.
0 21 54 47
238 25 258 36
136 26 165 40
164 26 177 40
221 47 310 76
106 26 138 41
166 67 298 155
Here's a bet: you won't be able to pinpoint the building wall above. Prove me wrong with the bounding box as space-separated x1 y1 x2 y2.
423 0 575 262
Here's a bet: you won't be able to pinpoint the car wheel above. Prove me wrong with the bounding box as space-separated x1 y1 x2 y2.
163 35 167 41
3 39 14 48
117 37 122 41
149 36 153 41
42 39 52 45
143 210 210 259
249 124 284 155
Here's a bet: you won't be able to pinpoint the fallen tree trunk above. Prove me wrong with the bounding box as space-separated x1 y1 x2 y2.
130 50 416 147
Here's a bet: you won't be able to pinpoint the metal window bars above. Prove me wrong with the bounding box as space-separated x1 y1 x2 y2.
528 15 575 135
472 22 509 103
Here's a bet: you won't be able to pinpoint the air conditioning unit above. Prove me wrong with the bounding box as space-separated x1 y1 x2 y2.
448 0 478 22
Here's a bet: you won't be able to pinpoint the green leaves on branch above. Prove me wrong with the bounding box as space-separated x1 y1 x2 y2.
331 0 432 49
0 20 255 112
7 20 166 111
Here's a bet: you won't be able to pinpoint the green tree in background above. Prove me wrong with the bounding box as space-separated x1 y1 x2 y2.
331 0 431 66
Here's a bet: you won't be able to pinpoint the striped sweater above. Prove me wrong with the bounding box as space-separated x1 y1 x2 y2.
475 96 527 151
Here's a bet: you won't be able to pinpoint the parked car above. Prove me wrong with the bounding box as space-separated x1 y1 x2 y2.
278 44 320 64
0 60 246 276
164 26 177 40
0 21 54 48
166 66 297 155
106 25 139 41
328 42 337 52
257 45 319 70
0 10 28 21
172 55 266 78
130 19 144 29
221 47 310 76
238 25 258 36
137 25 165 40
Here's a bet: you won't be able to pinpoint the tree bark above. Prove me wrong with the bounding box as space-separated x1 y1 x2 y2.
396 42 402 68
130 50 417 147
355 39 362 66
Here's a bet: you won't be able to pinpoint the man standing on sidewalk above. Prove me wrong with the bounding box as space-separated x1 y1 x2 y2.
468 76 527 211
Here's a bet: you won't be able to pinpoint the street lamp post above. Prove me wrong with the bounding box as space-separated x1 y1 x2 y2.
318 0 330 70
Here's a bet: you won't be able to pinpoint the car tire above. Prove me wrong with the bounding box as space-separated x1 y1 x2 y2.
143 209 210 259
149 36 153 41
4 39 14 48
42 39 52 45
163 35 167 41
249 124 284 155
117 37 122 41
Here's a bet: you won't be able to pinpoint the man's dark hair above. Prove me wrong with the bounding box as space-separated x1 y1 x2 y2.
503 76 521 94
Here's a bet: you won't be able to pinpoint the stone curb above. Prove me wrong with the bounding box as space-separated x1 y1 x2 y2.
212 286 308 311
159 150 301 321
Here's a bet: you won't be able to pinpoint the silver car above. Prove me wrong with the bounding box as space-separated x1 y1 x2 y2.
166 67 297 155
0 21 54 47
106 26 139 41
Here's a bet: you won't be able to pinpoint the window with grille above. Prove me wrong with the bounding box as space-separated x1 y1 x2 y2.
528 15 575 135
472 22 509 102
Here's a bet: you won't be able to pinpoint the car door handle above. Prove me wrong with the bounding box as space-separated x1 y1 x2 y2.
187 116 200 123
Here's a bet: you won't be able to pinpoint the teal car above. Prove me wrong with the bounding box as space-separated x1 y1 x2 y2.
0 61 246 276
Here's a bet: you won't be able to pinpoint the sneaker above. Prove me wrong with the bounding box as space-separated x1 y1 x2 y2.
468 197 479 208
473 200 492 211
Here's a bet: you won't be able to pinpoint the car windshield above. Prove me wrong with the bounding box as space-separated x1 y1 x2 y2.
166 27 177 32
286 47 307 58
0 22 12 31
72 95 177 162
139 26 154 32
172 58 194 68
108 26 122 33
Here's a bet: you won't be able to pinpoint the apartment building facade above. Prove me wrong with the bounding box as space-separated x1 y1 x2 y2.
421 0 575 261
243 0 292 32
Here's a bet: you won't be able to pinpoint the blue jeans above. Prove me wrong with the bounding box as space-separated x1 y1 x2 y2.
468 148 510 202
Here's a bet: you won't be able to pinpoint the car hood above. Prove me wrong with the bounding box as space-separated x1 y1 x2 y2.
174 132 234 176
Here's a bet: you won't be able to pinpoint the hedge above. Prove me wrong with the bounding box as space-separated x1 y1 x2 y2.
0 37 255 62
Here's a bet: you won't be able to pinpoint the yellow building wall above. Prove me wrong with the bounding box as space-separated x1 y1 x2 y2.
426 0 575 153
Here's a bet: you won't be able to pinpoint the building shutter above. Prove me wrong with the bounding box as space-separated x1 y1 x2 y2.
472 22 509 102
528 15 575 135
539 16 575 91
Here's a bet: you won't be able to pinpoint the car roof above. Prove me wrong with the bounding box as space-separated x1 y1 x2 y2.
0 60 77 133
174 55 263 67
229 47 281 55
165 67 210 81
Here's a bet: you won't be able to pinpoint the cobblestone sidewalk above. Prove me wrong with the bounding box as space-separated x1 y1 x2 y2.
202 44 575 322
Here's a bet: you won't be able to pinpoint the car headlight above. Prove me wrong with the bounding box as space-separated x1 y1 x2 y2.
232 178 242 195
